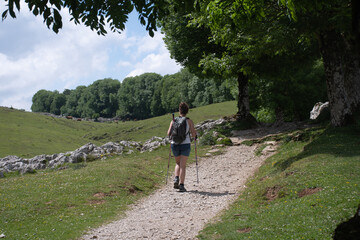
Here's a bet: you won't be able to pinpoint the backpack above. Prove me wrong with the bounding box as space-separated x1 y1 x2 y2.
171 117 189 144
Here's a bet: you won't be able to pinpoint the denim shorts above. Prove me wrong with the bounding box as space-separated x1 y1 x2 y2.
171 143 191 157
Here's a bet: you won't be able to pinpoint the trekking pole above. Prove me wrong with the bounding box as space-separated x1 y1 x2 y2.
166 141 171 184
195 135 199 184
166 113 175 184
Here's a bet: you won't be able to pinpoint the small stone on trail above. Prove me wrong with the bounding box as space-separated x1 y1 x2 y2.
0 234 5 238
208 149 220 153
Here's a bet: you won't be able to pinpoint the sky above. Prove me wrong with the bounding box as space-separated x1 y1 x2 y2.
0 4 181 111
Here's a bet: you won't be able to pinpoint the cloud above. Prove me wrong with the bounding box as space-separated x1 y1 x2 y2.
125 32 181 78
0 5 181 111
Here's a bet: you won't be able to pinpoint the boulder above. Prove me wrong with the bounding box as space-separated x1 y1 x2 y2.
141 136 166 152
310 102 330 122
195 119 228 132
101 142 124 154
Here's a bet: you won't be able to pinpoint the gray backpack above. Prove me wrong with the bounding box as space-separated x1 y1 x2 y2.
171 117 189 144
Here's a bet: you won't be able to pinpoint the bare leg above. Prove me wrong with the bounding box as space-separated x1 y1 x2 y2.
174 156 181 178
179 156 188 184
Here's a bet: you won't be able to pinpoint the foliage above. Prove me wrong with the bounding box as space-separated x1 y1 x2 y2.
31 70 235 120
198 124 360 239
199 131 217 146
252 108 276 123
117 73 162 120
2 0 167 36
250 59 327 122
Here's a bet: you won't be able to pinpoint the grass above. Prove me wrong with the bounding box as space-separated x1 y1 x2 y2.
0 143 212 240
197 124 360 239
0 101 235 239
0 101 237 158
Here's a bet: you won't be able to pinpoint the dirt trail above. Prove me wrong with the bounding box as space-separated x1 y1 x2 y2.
81 143 268 240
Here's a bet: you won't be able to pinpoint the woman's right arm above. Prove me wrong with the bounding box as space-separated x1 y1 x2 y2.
167 121 173 137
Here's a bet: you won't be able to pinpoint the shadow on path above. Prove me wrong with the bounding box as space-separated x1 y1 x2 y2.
187 190 235 197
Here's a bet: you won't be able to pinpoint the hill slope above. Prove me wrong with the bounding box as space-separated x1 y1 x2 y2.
0 101 237 158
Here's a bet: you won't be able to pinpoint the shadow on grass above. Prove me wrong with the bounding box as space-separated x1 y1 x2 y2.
333 205 360 240
274 125 360 171
187 190 235 197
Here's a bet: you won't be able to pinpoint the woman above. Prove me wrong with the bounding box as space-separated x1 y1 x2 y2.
167 102 197 192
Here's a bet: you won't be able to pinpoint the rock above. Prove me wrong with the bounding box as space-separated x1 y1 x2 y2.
0 135 170 175
77 143 96 154
208 149 220 153
0 233 5 238
195 119 228 132
141 136 166 152
262 145 277 153
70 152 87 163
20 166 36 174
229 137 243 146
264 141 277 146
310 102 330 122
101 142 124 154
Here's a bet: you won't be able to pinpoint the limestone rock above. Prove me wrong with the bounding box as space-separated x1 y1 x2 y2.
310 102 330 122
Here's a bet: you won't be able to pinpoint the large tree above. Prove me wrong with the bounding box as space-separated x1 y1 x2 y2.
200 0 360 126
160 3 254 120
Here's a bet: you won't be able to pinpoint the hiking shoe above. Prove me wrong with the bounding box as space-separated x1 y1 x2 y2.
179 184 187 192
174 178 179 189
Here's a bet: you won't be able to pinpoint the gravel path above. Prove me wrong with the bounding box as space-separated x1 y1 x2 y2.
81 144 267 240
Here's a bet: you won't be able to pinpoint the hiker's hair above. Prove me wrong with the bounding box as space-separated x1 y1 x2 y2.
179 102 189 115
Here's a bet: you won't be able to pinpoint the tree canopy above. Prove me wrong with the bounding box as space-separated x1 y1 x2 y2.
31 71 236 120
2 0 166 36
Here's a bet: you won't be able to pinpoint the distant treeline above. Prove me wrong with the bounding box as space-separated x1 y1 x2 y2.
31 69 236 120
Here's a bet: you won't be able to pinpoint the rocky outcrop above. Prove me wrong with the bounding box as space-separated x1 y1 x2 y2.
0 137 170 176
0 118 231 176
194 119 228 132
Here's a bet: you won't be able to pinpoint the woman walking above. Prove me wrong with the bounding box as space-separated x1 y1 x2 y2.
167 102 197 192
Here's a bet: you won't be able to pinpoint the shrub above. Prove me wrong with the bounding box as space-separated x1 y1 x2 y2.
199 131 217 146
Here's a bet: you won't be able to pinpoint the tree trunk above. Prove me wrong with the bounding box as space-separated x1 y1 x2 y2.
319 30 360 126
236 72 250 119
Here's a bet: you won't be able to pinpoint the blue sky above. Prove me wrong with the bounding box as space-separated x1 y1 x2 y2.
0 4 181 111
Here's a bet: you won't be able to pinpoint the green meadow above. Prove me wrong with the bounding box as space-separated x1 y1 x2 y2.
0 101 235 239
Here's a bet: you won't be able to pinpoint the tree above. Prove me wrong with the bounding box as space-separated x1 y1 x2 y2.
62 86 86 117
117 73 162 119
50 90 66 115
160 4 254 119
87 78 121 118
200 0 359 126
2 0 167 36
31 89 54 112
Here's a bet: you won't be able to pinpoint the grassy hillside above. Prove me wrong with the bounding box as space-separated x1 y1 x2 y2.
198 124 360 239
0 101 237 158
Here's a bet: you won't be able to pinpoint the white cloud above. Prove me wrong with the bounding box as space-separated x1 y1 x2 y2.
126 33 181 77
0 4 181 111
